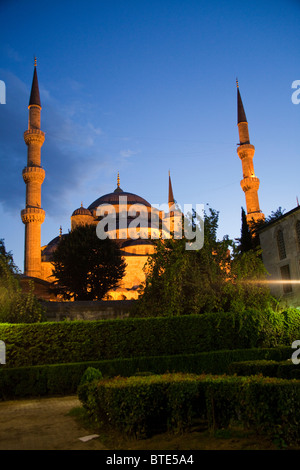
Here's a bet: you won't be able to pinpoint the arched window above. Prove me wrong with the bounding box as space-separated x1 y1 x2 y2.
296 220 300 248
277 230 286 260
280 264 292 294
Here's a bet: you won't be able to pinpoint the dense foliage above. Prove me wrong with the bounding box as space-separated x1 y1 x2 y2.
78 371 300 445
0 240 45 323
134 208 276 316
238 207 255 252
51 225 126 300
228 359 300 379
0 346 292 399
0 309 298 367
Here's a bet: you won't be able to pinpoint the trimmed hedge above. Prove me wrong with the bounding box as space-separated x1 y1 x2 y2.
0 347 293 400
229 359 300 380
78 372 300 445
0 309 299 368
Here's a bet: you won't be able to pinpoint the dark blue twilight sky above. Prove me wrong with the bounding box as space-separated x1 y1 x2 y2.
0 0 299 270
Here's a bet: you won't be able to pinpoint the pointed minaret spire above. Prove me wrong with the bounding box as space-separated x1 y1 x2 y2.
166 171 181 236
168 170 175 210
236 78 247 125
29 57 41 108
236 80 264 225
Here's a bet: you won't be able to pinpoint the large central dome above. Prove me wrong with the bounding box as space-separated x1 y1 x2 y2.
88 186 151 213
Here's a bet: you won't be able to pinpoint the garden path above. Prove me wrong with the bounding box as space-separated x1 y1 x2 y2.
0 395 106 450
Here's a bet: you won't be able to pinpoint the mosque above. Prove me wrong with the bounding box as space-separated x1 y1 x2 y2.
20 61 264 300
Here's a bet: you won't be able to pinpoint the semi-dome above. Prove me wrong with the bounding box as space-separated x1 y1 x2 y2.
41 234 67 261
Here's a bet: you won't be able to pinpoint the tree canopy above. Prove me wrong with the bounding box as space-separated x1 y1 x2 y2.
0 239 18 275
134 208 276 316
237 207 254 253
51 224 127 300
0 239 45 323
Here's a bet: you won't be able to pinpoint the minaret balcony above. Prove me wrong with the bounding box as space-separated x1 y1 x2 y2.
237 143 255 160
240 176 260 192
22 166 45 184
24 129 45 146
21 207 45 224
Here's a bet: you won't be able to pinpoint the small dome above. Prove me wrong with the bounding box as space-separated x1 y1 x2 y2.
72 204 92 217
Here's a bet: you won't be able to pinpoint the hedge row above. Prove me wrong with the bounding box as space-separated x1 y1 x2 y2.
0 347 293 399
78 372 300 445
229 359 300 379
0 309 299 367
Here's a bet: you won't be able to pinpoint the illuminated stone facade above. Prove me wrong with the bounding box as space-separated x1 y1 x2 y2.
41 176 181 299
258 206 300 306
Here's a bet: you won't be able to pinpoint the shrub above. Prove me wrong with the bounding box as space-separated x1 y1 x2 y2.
238 375 300 445
0 362 105 400
229 359 300 380
79 367 103 386
0 258 45 324
166 376 205 432
0 311 298 368
78 373 200 437
78 372 300 445
0 347 293 400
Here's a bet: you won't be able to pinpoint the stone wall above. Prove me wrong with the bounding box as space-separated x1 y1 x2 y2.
259 206 300 307
42 299 136 322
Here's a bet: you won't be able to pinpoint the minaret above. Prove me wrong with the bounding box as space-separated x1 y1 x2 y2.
168 170 175 212
21 58 45 278
236 79 264 224
167 171 182 236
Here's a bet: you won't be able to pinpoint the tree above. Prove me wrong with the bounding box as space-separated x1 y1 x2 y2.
245 207 286 251
135 208 233 316
225 247 277 314
237 207 254 253
134 207 276 317
266 206 285 222
0 239 45 323
51 224 126 300
0 239 18 275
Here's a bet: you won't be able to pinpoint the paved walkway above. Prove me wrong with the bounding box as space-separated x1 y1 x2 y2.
0 395 107 450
